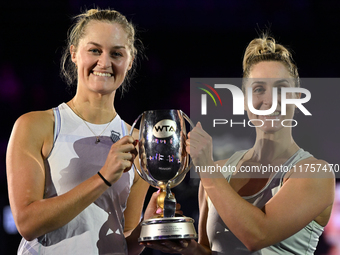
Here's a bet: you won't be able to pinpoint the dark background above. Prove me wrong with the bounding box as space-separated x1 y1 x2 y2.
0 0 339 254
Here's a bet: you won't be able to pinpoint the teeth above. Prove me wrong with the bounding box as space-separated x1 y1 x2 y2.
268 111 280 116
93 71 112 77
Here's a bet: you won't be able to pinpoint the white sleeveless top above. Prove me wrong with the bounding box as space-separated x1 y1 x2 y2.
206 149 324 254
18 103 135 255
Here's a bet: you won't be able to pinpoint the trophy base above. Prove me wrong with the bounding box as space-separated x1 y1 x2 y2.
138 216 197 242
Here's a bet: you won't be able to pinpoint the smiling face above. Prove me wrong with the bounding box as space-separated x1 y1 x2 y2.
244 61 298 134
71 21 133 95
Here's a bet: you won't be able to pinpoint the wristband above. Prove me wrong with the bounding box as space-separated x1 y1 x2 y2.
97 171 111 187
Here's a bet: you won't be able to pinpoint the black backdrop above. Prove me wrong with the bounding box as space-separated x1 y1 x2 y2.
1 0 339 254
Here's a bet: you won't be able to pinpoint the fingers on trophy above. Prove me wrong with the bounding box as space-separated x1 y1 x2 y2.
130 109 197 241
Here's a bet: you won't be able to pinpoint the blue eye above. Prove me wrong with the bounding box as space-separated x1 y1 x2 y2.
253 87 264 93
112 52 123 57
89 49 100 54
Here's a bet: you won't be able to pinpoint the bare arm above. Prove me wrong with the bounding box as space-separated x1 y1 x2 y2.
201 165 334 251
124 170 149 236
7 111 137 241
187 122 335 252
196 182 212 254
177 182 212 255
124 170 150 255
123 125 150 255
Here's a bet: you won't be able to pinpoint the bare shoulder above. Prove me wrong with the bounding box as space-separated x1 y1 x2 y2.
13 110 54 139
285 156 335 179
282 156 335 226
10 109 55 158
15 110 54 127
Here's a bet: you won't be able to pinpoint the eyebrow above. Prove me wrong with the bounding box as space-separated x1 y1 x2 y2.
87 42 126 49
274 79 290 85
251 79 290 86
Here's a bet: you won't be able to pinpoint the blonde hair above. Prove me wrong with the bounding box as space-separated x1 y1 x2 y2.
61 8 142 92
242 35 299 90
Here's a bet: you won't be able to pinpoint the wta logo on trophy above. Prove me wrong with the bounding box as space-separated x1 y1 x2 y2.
152 119 177 138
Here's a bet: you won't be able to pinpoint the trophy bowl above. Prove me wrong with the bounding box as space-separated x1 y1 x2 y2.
130 109 197 241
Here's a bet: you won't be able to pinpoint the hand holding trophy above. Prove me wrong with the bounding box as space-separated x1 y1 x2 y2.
130 110 197 241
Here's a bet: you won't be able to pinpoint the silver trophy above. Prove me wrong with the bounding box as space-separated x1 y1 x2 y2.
130 109 197 241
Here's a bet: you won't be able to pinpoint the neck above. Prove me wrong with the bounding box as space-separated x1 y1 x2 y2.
249 128 299 164
69 92 117 124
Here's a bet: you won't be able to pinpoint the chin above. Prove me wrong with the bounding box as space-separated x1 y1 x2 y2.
258 124 285 134
90 81 121 93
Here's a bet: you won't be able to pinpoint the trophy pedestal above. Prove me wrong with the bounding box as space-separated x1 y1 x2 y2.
138 216 197 242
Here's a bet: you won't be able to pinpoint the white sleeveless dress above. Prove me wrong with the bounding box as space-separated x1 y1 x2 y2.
18 103 135 255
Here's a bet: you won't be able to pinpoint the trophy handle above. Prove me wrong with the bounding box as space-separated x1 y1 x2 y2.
167 111 195 188
129 113 143 136
181 111 195 129
129 113 159 187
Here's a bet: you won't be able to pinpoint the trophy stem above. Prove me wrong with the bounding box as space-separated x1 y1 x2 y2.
163 183 176 217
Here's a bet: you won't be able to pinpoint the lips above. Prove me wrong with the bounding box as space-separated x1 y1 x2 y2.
92 71 113 77
268 111 280 116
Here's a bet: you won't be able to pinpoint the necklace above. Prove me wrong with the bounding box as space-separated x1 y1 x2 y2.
72 100 116 144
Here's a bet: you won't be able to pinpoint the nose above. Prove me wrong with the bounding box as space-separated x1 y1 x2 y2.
262 87 279 107
97 53 111 69
263 89 272 106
